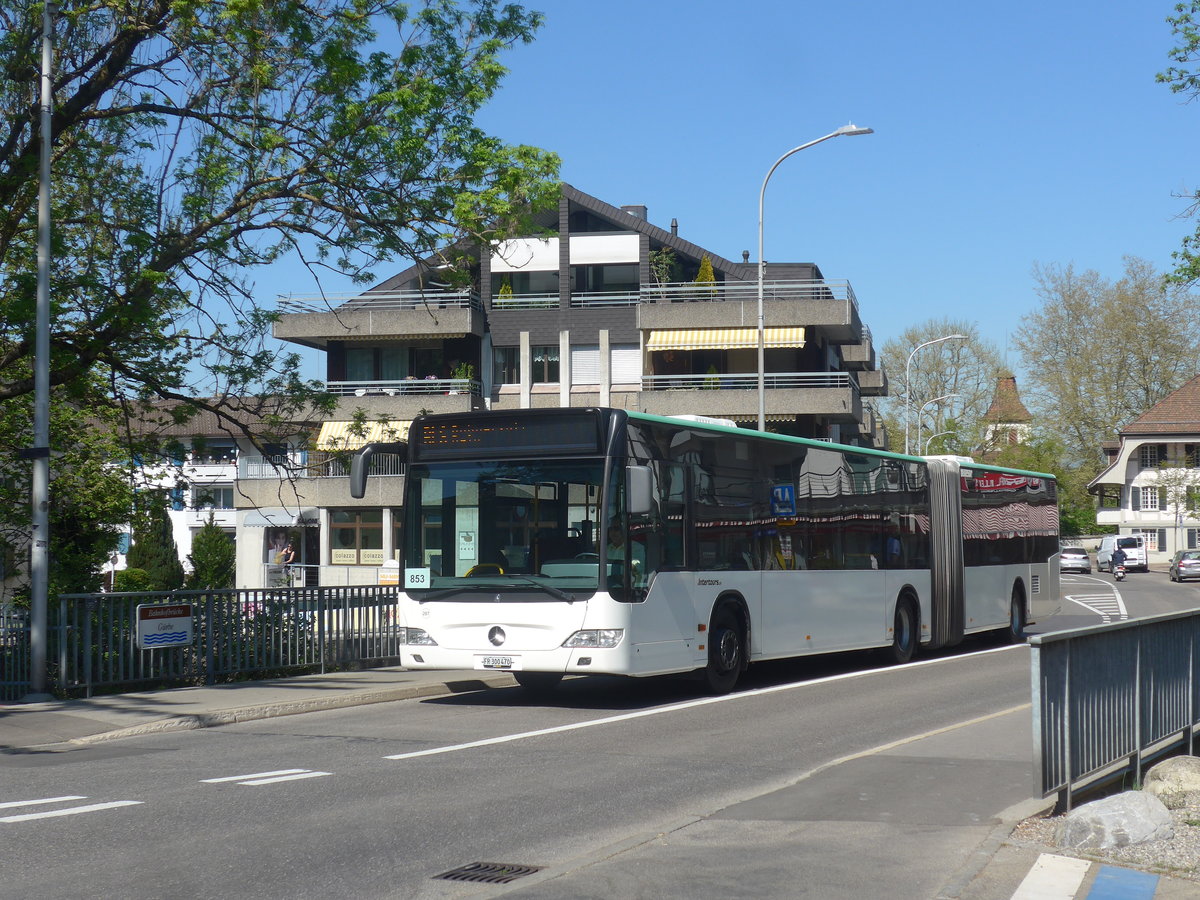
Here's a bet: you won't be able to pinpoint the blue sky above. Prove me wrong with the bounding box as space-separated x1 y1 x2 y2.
263 1 1199 379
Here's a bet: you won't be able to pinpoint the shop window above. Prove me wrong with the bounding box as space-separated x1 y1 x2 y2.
331 509 384 565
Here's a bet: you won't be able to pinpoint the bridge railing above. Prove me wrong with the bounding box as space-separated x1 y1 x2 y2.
1031 608 1200 810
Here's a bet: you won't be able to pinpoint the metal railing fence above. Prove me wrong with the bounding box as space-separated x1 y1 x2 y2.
2 586 401 701
641 371 860 394
1031 608 1200 810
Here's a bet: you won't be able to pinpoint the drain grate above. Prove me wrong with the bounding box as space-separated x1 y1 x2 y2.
433 861 544 884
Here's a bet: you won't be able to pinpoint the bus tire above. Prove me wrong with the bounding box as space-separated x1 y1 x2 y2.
1008 585 1027 643
704 606 744 694
889 597 918 665
513 671 564 693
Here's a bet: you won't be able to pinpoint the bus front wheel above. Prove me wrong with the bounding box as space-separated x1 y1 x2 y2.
890 598 918 665
704 607 744 694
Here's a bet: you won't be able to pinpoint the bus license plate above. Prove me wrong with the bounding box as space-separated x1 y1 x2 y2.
477 655 520 670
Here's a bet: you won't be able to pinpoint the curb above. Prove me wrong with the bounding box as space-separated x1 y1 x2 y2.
64 673 517 746
937 795 1058 898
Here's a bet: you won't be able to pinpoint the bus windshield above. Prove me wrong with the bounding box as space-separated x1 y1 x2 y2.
403 458 607 595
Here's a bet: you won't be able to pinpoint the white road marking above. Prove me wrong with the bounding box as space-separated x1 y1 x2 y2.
1009 852 1090 899
384 644 1025 761
1065 592 1127 623
0 795 86 810
201 768 331 786
1 800 142 824
201 769 307 783
240 772 331 786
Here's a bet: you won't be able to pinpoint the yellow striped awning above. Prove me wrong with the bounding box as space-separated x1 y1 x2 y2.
646 327 805 351
315 420 411 450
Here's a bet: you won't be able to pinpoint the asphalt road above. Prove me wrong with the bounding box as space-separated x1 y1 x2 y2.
6 571 1196 899
2 639 1032 900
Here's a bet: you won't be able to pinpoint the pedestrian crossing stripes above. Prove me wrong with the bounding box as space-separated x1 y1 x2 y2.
0 796 142 824
1064 592 1127 623
200 768 332 786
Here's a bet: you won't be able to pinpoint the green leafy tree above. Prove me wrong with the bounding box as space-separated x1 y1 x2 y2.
187 513 237 590
693 255 717 299
0 382 133 604
0 0 559 583
125 497 185 592
1011 257 1200 467
1160 2 1200 283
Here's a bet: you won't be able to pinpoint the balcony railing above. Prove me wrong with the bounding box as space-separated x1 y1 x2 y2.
239 452 405 480
492 292 559 310
641 279 859 316
325 378 479 396
641 371 859 393
570 290 641 308
277 289 481 314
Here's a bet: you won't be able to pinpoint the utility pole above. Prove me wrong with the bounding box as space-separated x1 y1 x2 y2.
27 1 55 698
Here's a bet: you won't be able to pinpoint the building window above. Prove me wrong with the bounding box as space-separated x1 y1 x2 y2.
330 509 384 565
193 484 235 510
493 347 519 385
1139 445 1160 468
533 345 559 383
1140 486 1163 510
571 263 639 294
1134 528 1165 552
493 270 558 298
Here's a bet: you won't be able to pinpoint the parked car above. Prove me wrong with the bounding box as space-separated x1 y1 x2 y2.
1169 549 1200 582
1059 546 1091 574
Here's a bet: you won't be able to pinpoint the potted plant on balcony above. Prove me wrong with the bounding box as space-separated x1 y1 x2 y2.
450 361 475 393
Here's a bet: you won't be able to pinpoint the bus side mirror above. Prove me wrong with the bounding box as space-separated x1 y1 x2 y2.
350 442 407 499
627 465 653 516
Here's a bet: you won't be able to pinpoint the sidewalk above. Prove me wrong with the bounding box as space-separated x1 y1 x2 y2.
0 666 517 750
1 668 1196 898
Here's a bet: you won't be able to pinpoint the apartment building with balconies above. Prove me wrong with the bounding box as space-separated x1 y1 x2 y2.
259 183 890 586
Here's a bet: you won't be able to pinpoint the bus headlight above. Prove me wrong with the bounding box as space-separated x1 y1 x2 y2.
404 627 438 646
562 629 623 649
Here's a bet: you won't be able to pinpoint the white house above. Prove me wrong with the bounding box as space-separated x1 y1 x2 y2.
1089 373 1200 564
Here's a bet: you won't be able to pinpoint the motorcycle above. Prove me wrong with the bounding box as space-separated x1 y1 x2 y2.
1113 563 1127 582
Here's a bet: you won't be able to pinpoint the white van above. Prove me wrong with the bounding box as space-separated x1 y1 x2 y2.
1098 534 1147 572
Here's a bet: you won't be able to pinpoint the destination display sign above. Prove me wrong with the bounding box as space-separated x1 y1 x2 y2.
411 412 602 460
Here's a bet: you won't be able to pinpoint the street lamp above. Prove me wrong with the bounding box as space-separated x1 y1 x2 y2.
903 334 967 455
925 430 956 454
915 393 960 457
757 123 874 431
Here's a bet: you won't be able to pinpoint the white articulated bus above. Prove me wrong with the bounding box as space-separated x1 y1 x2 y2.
351 408 1060 693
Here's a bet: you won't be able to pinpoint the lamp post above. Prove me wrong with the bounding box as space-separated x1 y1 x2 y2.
757 123 874 431
925 430 956 454
903 334 967 455
915 393 960 458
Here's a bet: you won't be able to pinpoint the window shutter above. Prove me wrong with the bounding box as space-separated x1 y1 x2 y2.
611 346 641 384
1158 528 1168 552
1132 488 1141 511
570 346 600 385
1160 487 1168 510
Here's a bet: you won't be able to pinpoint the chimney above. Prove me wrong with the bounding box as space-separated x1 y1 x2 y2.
742 250 750 264
671 218 678 236
621 205 648 221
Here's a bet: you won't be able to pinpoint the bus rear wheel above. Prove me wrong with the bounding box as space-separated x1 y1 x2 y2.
1008 588 1027 643
889 598 918 665
704 607 744 694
